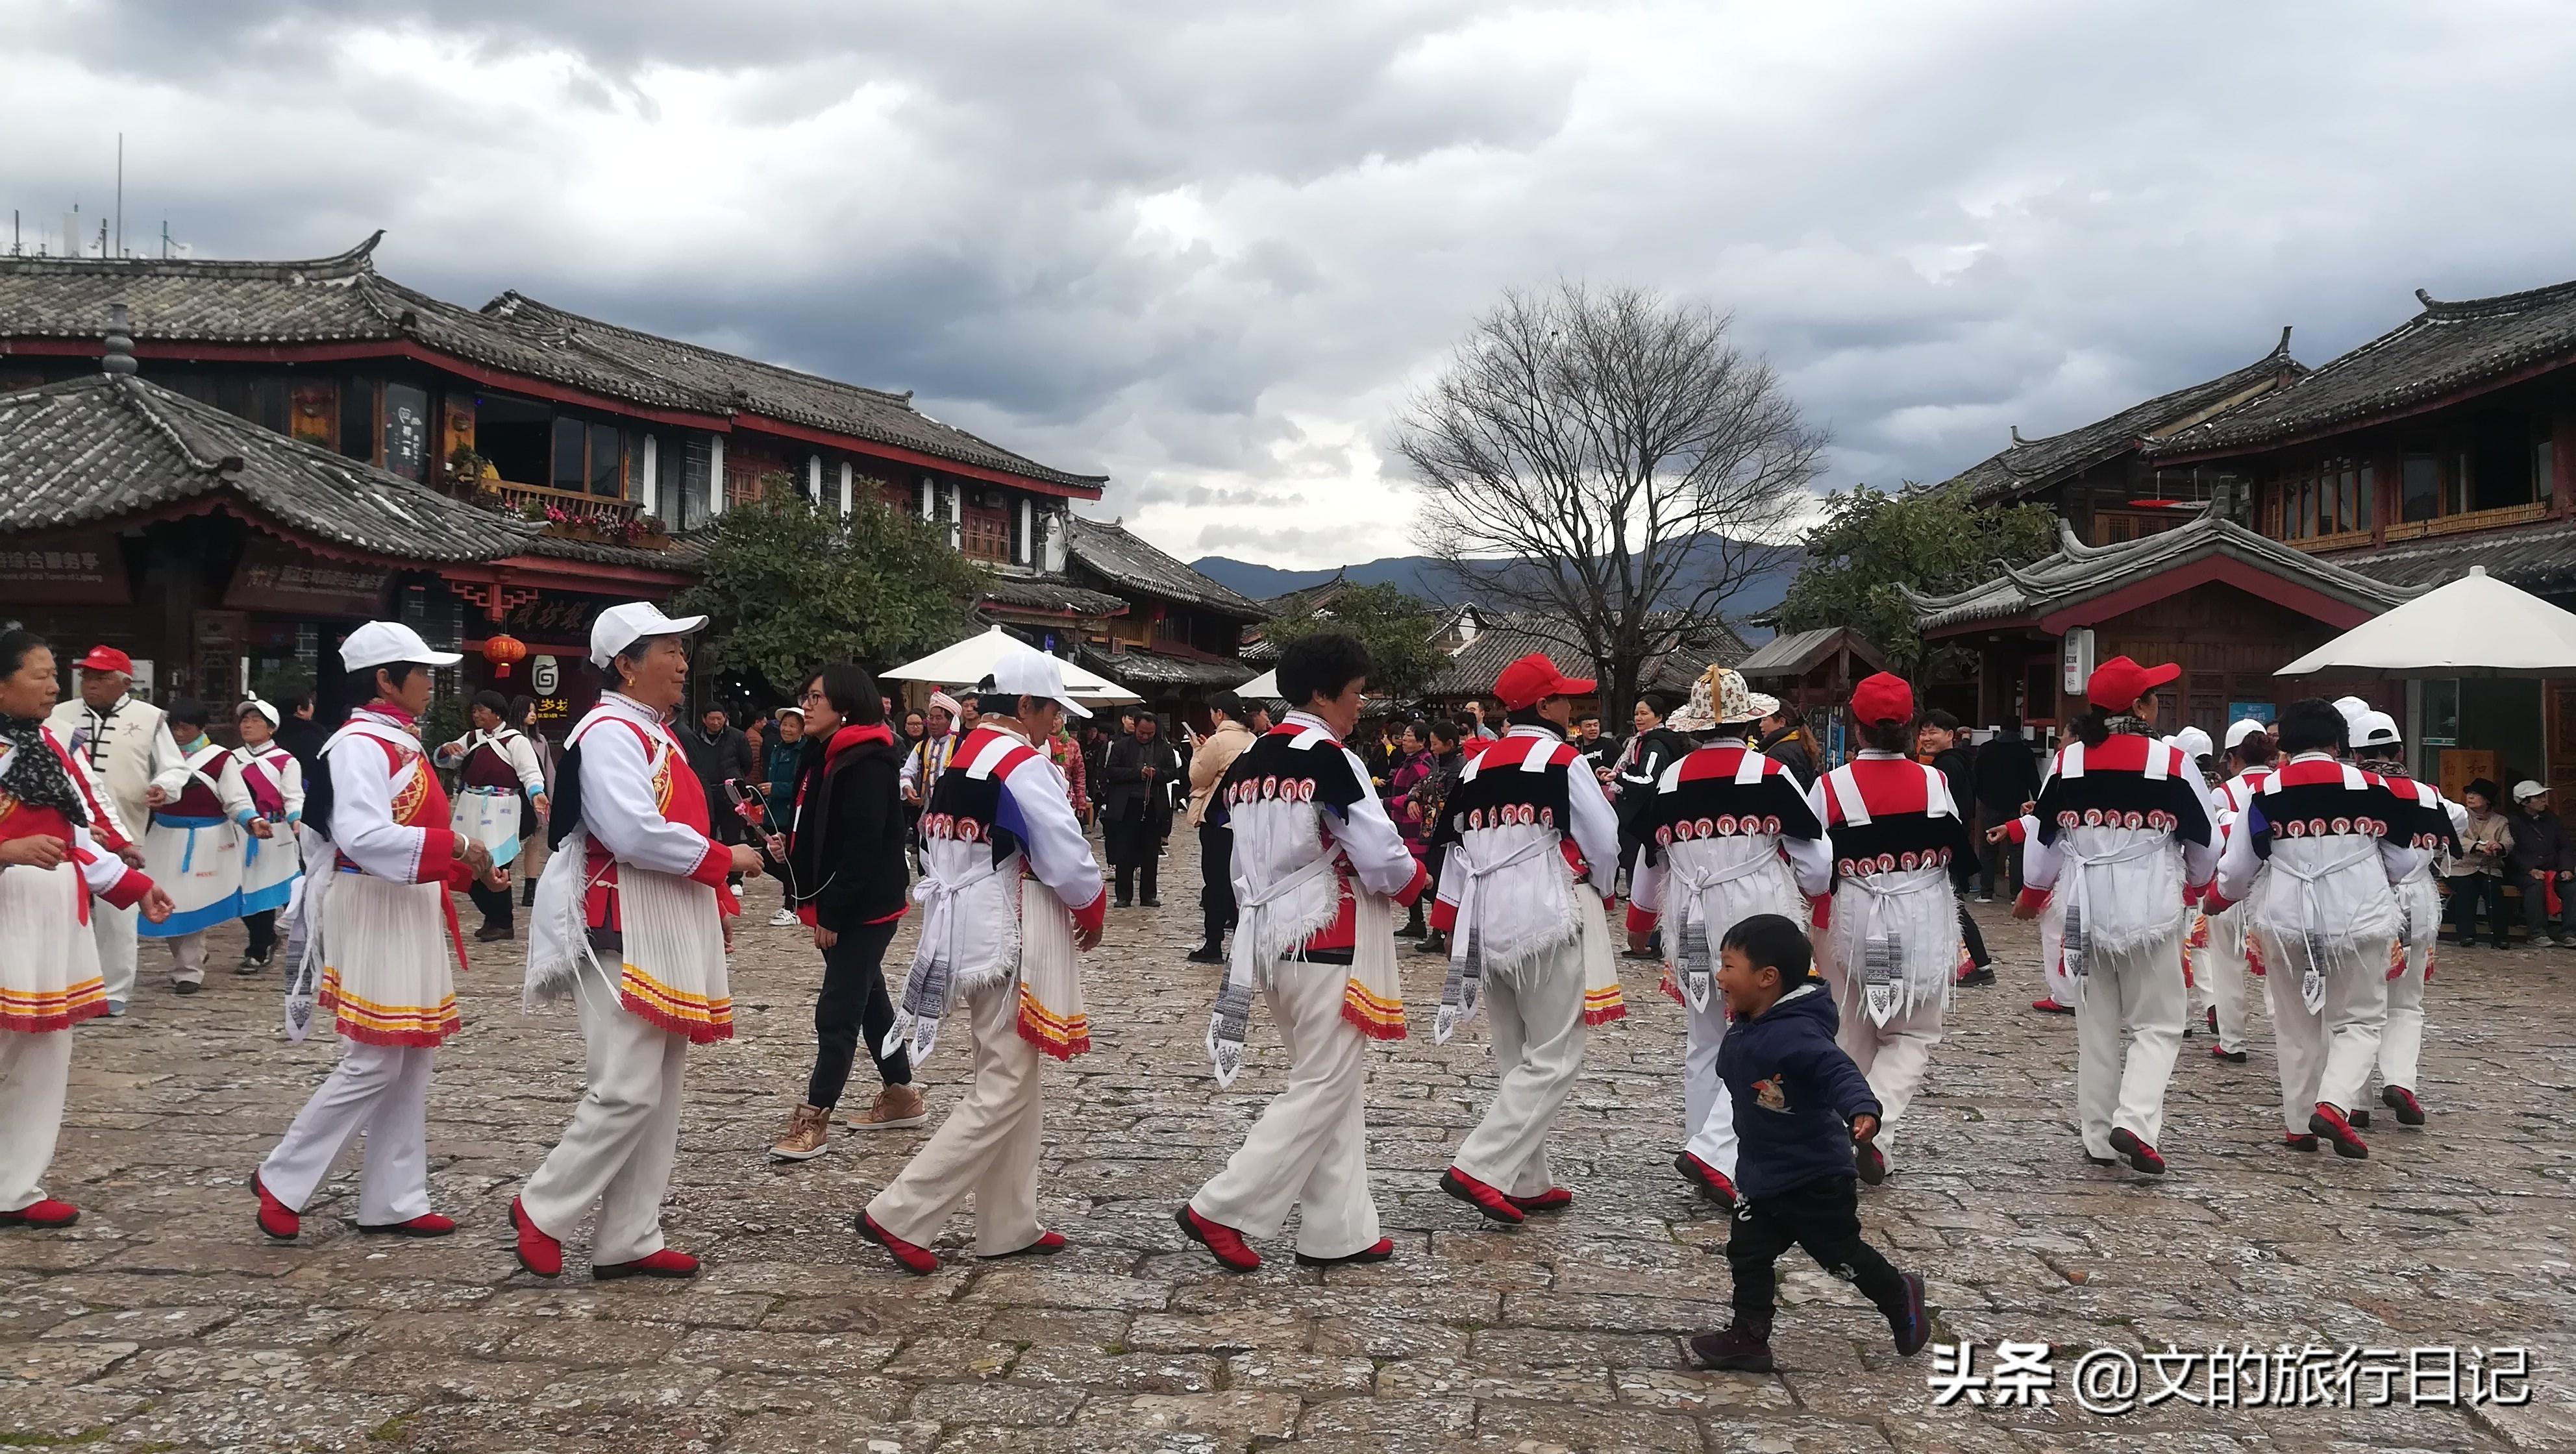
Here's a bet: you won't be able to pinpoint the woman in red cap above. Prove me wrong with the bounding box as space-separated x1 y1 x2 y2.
2012 656 2218 1176
1807 672 1976 1185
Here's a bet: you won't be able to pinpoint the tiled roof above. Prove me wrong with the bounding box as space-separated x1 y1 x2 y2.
0 372 531 562
1905 515 2417 633
2151 278 2576 458
1735 626 1890 680
1426 610 1748 698
1941 334 2301 503
2312 519 2576 596
979 573 1130 618
484 295 1108 491
518 530 704 574
1066 517 1267 620
1076 645 1254 689
0 234 1107 493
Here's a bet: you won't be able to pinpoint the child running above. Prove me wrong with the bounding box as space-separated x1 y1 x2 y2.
1691 912 1929 1374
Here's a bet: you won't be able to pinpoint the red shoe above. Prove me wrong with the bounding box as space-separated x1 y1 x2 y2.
1853 1141 1889 1185
2211 1044 2248 1064
1295 1237 1396 1268
595 1247 699 1280
1439 1167 1524 1225
1674 1152 1737 1203
1505 1187 1574 1213
990 1229 1069 1259
2307 1103 2368 1159
2205 1005 2218 1033
0 1198 79 1229
252 1173 299 1241
510 1196 563 1277
2284 1133 2319 1152
858 1212 940 1275
357 1213 456 1237
2107 1127 2166 1176
2383 1085 2426 1126
2031 997 2075 1015
1175 1205 1260 1272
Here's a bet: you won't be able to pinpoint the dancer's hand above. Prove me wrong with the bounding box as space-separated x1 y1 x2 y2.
249 819 275 839
1072 918 1102 952
811 923 836 949
2011 894 2042 921
140 886 176 924
0 835 68 869
728 844 764 878
1850 1113 1879 1143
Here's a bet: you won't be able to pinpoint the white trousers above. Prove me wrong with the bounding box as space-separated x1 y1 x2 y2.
2200 913 2256 1055
1453 943 1589 1198
1818 955 1947 1149
2378 940 2431 1096
0 1029 74 1213
2072 928 2186 1157
92 904 138 1004
523 970 691 1264
868 976 1044 1256
2257 934 2392 1135
1681 992 1739 1177
166 930 207 985
1191 959 1379 1260
256 1040 435 1223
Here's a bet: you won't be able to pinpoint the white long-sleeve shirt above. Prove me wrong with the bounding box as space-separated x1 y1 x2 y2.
0 732 151 904
572 692 728 883
443 728 549 796
323 712 456 885
151 738 257 828
974 721 1108 915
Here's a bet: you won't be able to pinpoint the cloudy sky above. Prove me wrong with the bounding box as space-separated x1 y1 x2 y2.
6 2 2573 567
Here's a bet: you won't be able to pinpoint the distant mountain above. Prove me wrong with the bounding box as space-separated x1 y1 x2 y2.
1191 541 1799 629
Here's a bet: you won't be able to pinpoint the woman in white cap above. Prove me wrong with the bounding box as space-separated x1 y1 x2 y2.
0 629 172 1230
230 698 305 972
1626 665 1830 1205
515 603 762 1281
254 622 493 1241
2349 711 2462 1131
860 648 1106 1275
139 696 254 993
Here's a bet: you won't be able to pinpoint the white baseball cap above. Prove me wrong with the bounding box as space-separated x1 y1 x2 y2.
989 648 1091 719
590 601 708 669
2333 695 2371 724
340 621 462 672
2514 779 2549 802
2349 710 2402 750
2171 726 2214 759
2224 718 2268 750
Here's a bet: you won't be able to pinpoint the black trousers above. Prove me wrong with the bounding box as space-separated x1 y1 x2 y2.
243 909 278 961
1727 1176 1910 1333
1977 831 2022 897
468 879 513 931
1199 822 1236 946
806 916 911 1109
1957 902 1989 969
2515 869 2574 940
2446 875 2507 944
1108 817 1159 902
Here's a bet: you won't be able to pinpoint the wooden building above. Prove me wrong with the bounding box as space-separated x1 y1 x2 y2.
2146 275 2576 794
1062 517 1263 726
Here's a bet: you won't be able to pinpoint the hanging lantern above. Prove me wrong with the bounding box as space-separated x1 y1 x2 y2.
482 632 529 679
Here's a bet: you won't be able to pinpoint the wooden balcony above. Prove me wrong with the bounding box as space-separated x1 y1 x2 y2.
488 478 641 524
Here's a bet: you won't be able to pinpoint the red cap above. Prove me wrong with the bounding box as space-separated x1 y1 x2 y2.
1492 652 1594 711
1850 672 1914 727
74 645 134 675
2085 655 2181 711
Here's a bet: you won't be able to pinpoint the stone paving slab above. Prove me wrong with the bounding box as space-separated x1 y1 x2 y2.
6 832 2572 1451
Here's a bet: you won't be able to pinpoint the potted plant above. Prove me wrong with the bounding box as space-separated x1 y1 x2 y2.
623 512 670 548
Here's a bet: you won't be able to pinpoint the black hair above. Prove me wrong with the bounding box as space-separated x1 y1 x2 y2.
956 691 982 713
509 694 537 726
1428 718 1461 749
344 662 428 707
2070 708 2114 750
1634 693 1668 721
1506 705 1552 728
1862 719 1913 754
1209 693 1245 721
1276 632 1371 709
165 697 211 732
804 661 884 726
0 628 47 681
472 690 508 717
1722 913 1813 983
1575 711 1599 726
2272 698 2348 758
612 634 677 691
1395 717 1428 746
1999 713 2023 733
1923 709 1961 733
272 691 310 715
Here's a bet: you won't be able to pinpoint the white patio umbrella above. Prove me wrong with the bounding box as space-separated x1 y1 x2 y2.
2277 567 2576 678
882 626 1141 704
1237 667 1279 699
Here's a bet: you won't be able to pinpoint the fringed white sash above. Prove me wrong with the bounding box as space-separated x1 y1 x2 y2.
2051 832 2176 998
1209 852 1335 1086
1829 865 1955 1026
2249 839 2396 1014
885 854 1015 1067
1663 843 1798 1012
1435 832 1568 1044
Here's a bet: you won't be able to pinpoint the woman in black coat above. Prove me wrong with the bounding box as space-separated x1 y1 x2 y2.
763 661 923 1161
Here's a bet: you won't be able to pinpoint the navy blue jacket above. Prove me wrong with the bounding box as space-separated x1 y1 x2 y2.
1716 981 1883 1200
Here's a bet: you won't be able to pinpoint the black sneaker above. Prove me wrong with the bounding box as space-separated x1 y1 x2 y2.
1689 1325 1776 1373
1887 1272 1930 1356
172 980 201 996
1185 943 1225 965
1414 933 1448 957
1140 897 1161 909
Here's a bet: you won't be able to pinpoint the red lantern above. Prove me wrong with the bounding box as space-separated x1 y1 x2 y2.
482 633 529 679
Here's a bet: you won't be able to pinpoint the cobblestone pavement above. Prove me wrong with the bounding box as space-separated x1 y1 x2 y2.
5 832 2574 1453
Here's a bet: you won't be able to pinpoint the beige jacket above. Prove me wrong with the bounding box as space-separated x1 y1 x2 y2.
1185 718 1257 828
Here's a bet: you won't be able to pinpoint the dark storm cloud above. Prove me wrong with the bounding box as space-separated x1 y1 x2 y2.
5 2 2572 565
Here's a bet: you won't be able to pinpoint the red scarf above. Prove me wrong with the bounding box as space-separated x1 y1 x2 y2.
824 721 895 769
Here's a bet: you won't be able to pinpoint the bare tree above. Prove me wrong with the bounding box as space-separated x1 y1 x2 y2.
1395 282 1825 717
